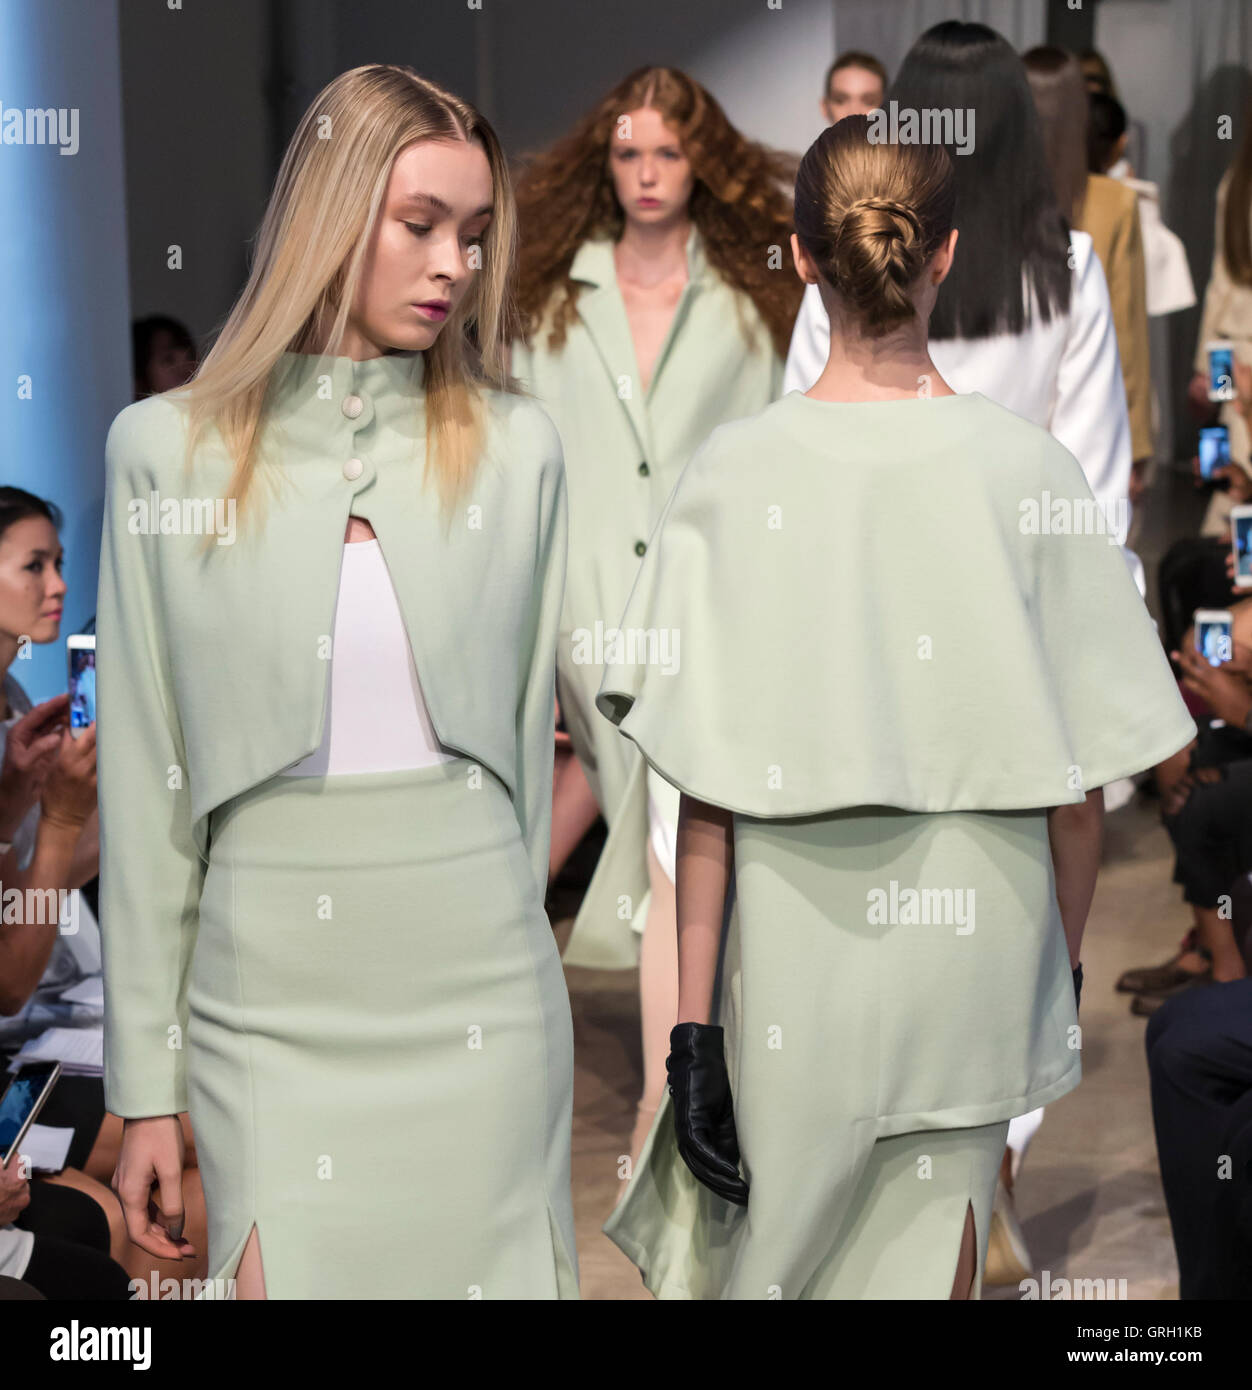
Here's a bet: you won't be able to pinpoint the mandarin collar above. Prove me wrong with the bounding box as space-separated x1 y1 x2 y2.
267 348 425 410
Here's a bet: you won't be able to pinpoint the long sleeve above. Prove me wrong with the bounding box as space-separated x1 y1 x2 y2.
1107 198 1154 462
513 440 568 899
96 405 206 1118
1050 238 1133 539
782 282 829 395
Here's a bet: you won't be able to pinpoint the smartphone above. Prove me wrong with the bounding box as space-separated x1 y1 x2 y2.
66 633 95 737
0 1061 61 1168
1207 341 1236 402
1233 508 1252 588
1199 425 1231 480
1195 608 1234 666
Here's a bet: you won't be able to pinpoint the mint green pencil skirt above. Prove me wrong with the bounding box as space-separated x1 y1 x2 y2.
604 804 1081 1299
186 758 578 1299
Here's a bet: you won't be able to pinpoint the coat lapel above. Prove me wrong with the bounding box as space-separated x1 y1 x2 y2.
571 226 706 461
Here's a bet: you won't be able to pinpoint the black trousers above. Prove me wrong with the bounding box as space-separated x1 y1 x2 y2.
1147 978 1252 1298
15 1179 131 1300
1164 727 1252 910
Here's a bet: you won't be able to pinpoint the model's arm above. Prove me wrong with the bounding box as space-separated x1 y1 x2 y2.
96 410 206 1119
1046 788 1104 969
674 792 733 1026
514 439 569 897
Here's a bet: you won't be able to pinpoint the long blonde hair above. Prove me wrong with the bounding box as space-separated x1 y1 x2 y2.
178 64 518 531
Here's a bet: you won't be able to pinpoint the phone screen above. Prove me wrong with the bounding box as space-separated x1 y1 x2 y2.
1200 427 1231 480
0 1062 59 1166
68 644 96 731
1209 345 1235 400
1235 515 1252 584
1197 616 1233 666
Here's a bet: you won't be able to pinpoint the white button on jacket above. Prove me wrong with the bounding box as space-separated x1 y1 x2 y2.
94 348 568 1117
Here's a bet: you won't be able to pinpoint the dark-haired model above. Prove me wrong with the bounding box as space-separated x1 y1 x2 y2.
511 66 800 1165
596 116 1193 1299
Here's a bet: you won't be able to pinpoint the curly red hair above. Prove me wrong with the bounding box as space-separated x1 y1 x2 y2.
513 66 802 358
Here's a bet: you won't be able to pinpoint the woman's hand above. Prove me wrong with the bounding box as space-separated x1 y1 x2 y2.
40 723 97 831
666 1022 749 1206
1189 371 1215 419
112 1115 197 1260
1235 361 1252 433
0 1154 31 1225
1211 463 1252 505
1172 643 1252 727
0 694 70 839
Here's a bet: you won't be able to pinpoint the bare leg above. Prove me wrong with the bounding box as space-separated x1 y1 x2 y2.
1194 905 1248 981
232 1224 267 1300
949 1201 977 1300
39 1164 209 1286
549 748 601 883
629 837 679 1169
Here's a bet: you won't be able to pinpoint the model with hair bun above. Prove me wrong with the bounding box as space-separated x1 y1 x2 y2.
96 65 577 1299
596 114 1194 1299
510 66 800 1168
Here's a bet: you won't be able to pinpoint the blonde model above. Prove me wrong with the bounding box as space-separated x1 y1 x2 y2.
97 66 577 1299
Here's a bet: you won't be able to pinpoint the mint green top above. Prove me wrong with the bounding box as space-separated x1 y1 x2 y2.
95 352 567 1117
597 389 1195 810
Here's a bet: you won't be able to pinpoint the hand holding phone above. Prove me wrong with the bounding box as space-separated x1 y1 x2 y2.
1195 608 1234 666
66 634 95 738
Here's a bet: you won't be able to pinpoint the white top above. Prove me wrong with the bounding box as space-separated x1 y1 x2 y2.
281 540 456 777
1107 158 1197 318
783 231 1133 543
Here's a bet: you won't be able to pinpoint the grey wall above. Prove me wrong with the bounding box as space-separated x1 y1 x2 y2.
119 0 271 354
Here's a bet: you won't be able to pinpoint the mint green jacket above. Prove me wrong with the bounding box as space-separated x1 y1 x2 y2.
95 351 567 1117
511 227 782 966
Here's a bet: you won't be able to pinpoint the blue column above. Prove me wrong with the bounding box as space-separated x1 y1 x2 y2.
0 0 130 701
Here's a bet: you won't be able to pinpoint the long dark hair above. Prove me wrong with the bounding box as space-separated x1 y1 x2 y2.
1225 106 1252 287
891 21 1072 340
0 487 62 544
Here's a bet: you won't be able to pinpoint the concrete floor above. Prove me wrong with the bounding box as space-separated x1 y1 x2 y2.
553 791 1190 1300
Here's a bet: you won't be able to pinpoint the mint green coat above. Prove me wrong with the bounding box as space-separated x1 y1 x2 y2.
95 351 568 1118
511 227 782 967
596 390 1196 1298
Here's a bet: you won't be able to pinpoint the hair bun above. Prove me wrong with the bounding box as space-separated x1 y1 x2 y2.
835 196 923 251
793 113 955 336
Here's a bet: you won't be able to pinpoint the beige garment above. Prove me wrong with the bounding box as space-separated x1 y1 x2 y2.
1078 173 1153 463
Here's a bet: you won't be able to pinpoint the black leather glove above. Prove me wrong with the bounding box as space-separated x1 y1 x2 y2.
1073 962 1084 1013
667 1022 749 1206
